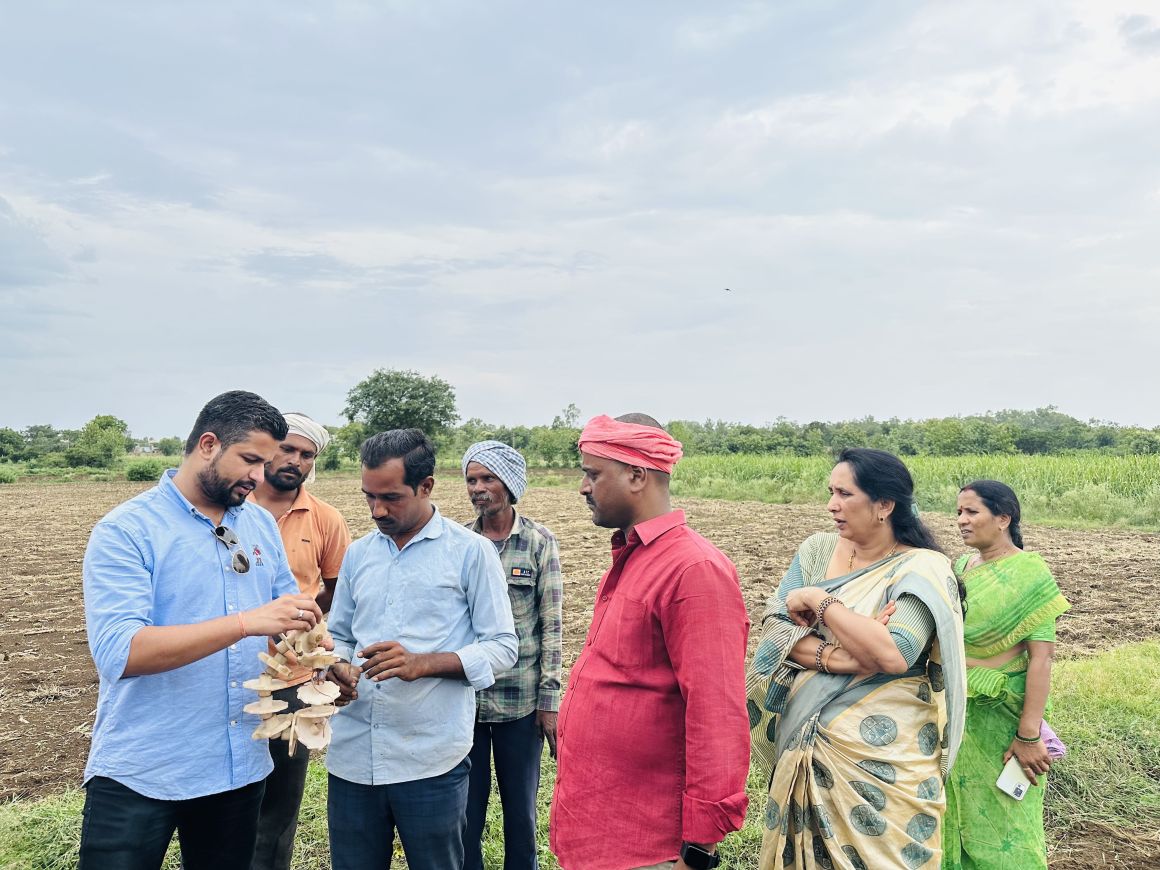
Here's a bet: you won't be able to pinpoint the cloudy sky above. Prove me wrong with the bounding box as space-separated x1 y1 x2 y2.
3 1 1159 437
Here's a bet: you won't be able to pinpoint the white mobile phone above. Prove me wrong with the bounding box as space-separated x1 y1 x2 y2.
996 755 1032 800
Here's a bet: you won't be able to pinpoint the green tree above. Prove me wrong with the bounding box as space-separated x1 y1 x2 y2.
335 422 368 461
552 403 581 429
157 437 183 456
0 427 23 462
22 424 67 459
343 369 459 438
66 415 131 468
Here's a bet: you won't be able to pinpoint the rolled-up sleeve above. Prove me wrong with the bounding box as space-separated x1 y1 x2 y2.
456 538 518 691
83 521 154 682
664 559 752 844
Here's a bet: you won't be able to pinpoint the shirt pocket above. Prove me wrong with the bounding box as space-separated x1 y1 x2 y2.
609 596 653 669
400 575 465 648
506 572 537 657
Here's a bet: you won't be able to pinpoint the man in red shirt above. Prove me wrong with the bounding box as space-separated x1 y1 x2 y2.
550 414 751 870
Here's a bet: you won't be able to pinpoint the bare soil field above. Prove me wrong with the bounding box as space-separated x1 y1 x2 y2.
2 474 1156 807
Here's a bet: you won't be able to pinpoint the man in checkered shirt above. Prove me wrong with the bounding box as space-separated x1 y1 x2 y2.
461 440 564 870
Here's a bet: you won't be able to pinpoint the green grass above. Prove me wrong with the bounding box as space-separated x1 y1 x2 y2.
4 643 1157 868
672 453 1160 529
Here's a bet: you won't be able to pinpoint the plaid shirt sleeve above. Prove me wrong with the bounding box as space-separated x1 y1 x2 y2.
536 531 564 712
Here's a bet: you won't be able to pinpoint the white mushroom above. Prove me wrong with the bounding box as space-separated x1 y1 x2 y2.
294 716 332 750
258 652 292 678
295 704 338 718
297 649 339 670
243 674 290 694
297 681 341 705
252 714 292 739
243 697 290 715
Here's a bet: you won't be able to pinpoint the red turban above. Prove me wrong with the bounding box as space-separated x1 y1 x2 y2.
577 415 684 474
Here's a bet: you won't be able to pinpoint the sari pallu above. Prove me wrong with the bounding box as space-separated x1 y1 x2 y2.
747 534 966 870
942 552 1070 870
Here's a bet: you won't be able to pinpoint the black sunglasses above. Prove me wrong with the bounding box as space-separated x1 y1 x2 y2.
213 525 251 574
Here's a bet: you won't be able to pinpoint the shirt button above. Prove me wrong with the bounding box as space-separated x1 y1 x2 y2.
600 594 609 601
227 604 235 611
230 720 237 726
230 644 238 650
230 681 237 688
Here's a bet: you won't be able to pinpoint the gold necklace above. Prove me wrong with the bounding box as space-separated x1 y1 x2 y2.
849 542 898 572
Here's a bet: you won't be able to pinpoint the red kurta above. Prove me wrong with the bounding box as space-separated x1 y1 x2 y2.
550 510 751 870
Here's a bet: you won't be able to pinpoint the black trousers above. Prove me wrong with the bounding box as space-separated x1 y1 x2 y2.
463 712 543 870
78 775 265 870
252 686 311 870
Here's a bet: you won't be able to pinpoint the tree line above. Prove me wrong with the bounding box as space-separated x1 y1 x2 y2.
4 370 1160 473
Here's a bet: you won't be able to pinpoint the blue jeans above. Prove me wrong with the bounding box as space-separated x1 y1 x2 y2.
328 757 471 870
464 712 543 870
78 776 265 870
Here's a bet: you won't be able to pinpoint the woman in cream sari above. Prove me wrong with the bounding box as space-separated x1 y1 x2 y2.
749 449 966 870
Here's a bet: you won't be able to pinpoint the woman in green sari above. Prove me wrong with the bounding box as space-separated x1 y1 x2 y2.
749 449 967 869
942 480 1070 870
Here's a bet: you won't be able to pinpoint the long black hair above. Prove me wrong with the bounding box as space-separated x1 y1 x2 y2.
838 448 967 613
837 448 940 552
961 479 1024 548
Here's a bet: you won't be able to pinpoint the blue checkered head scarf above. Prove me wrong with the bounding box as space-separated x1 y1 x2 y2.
461 440 528 503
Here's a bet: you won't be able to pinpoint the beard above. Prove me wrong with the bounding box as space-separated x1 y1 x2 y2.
198 458 254 508
265 464 304 492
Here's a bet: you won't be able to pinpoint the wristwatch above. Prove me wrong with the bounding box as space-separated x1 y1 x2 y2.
680 842 720 869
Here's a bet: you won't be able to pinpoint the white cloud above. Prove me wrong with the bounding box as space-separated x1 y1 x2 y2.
1 0 1159 433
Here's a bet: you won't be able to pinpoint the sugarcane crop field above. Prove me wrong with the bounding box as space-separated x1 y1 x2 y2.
1 465 1159 869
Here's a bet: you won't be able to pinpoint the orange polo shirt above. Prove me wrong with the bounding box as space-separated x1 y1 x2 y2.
261 486 351 598
250 486 352 688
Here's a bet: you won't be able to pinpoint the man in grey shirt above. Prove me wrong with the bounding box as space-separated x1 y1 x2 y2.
325 429 518 870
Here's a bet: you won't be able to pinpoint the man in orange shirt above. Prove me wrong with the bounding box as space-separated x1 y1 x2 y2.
247 412 351 870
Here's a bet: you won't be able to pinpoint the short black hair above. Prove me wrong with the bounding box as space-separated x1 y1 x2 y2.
184 391 287 455
615 412 664 429
360 428 436 491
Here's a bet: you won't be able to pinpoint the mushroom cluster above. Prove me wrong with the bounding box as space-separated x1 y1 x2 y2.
245 620 342 754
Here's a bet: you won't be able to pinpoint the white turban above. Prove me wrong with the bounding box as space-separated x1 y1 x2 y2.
282 412 331 485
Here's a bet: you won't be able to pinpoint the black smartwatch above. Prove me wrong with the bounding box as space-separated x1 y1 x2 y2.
680 842 720 870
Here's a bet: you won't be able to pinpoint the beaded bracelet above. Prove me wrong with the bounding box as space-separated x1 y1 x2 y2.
815 641 833 673
1014 730 1042 744
816 596 842 627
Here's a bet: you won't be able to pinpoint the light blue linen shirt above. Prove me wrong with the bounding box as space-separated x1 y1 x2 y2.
326 506 518 785
82 469 298 800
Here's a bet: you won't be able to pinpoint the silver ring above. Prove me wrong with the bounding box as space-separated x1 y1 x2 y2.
295 608 304 620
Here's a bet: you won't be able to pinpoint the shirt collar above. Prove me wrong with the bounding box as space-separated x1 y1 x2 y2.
613 509 686 549
470 508 523 541
288 486 314 513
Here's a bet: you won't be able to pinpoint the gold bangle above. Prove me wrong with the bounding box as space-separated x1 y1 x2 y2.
815 641 833 673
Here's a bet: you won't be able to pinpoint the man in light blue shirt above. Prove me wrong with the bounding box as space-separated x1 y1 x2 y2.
326 428 518 870
80 391 325 870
